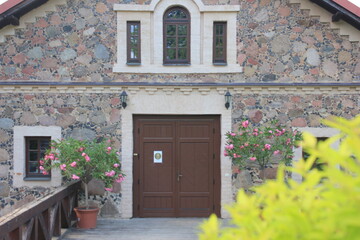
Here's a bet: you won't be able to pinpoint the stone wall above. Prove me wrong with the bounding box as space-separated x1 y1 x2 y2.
0 93 123 216
0 0 358 83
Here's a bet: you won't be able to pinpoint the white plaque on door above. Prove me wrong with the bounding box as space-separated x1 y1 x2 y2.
153 151 163 163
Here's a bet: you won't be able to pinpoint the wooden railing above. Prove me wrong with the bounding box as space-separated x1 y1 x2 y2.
0 181 80 240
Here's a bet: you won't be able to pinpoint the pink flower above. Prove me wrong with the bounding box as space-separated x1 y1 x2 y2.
84 155 90 162
253 132 258 136
230 133 236 136
107 147 112 151
286 138 291 145
42 170 49 175
39 166 44 170
79 147 85 152
240 145 244 149
264 144 271 150
242 120 249 128
70 161 77 167
113 163 120 168
225 144 234 150
249 157 257 161
273 150 280 155
116 152 120 155
107 139 112 143
254 128 258 132
105 187 113 192
60 164 66 170
39 160 44 165
223 150 228 156
81 152 86 157
105 170 116 177
244 143 249 147
268 130 273 133
115 174 125 183
71 174 80 180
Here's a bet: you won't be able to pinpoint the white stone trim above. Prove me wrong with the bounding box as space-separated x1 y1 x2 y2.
113 0 241 74
13 126 62 188
120 88 232 218
0 85 359 94
292 127 340 182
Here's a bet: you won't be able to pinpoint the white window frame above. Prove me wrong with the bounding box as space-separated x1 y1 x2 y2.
13 126 62 188
292 127 340 183
113 0 241 73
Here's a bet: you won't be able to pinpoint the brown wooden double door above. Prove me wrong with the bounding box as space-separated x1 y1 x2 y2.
133 115 220 217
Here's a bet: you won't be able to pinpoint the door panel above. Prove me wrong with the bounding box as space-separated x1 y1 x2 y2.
134 116 220 217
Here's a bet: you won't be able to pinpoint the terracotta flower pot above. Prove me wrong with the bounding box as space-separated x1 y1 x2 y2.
74 207 99 229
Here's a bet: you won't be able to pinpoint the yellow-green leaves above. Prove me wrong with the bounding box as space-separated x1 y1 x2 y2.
199 115 360 240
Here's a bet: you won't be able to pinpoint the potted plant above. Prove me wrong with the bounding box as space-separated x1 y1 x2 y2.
224 120 302 179
40 138 125 229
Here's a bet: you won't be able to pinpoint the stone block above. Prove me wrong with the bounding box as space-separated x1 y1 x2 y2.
70 128 96 141
0 118 13 130
0 130 9 143
0 149 9 162
86 179 105 196
0 165 9 178
100 199 120 217
0 182 10 197
234 170 253 189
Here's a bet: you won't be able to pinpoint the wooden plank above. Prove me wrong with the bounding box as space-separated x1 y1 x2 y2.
0 181 80 237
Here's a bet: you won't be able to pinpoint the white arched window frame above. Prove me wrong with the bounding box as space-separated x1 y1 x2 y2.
113 0 241 74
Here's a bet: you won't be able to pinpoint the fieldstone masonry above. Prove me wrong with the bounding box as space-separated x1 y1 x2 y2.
0 0 359 217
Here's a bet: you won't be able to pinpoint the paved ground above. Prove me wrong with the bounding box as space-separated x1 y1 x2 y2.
61 218 211 240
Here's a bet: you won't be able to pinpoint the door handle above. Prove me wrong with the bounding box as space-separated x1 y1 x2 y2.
133 153 138 157
177 173 183 182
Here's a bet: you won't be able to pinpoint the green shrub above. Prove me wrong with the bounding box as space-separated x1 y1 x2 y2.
199 116 360 240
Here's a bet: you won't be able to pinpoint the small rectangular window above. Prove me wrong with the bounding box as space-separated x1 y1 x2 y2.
213 22 227 64
127 21 141 64
25 137 51 178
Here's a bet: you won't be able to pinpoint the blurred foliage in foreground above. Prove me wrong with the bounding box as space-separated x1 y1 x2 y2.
199 116 360 240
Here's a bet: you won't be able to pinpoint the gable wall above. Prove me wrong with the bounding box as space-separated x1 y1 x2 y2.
0 0 358 82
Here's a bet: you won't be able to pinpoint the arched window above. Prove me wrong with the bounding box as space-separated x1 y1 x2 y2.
163 7 190 64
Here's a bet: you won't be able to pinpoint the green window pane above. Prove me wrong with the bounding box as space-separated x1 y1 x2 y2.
167 38 176 48
29 140 38 150
130 24 139 35
215 48 223 58
178 37 187 47
40 140 49 152
167 9 187 19
29 162 39 173
130 36 138 45
166 25 176 36
166 49 176 60
130 48 138 59
29 151 38 161
178 48 187 60
178 25 187 36
216 37 223 47
216 25 224 35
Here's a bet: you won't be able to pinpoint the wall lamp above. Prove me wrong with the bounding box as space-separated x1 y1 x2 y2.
225 91 232 110
120 91 128 109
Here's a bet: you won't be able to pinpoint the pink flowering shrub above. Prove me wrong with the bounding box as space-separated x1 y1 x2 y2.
225 120 302 170
41 138 125 208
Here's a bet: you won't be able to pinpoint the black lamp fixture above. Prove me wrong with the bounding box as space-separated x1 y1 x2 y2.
224 91 232 110
120 91 128 109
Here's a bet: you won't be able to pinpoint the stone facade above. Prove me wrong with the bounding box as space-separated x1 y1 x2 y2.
0 93 123 216
0 0 359 217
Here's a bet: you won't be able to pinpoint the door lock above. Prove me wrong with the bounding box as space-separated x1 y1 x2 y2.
177 173 183 182
133 153 138 157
